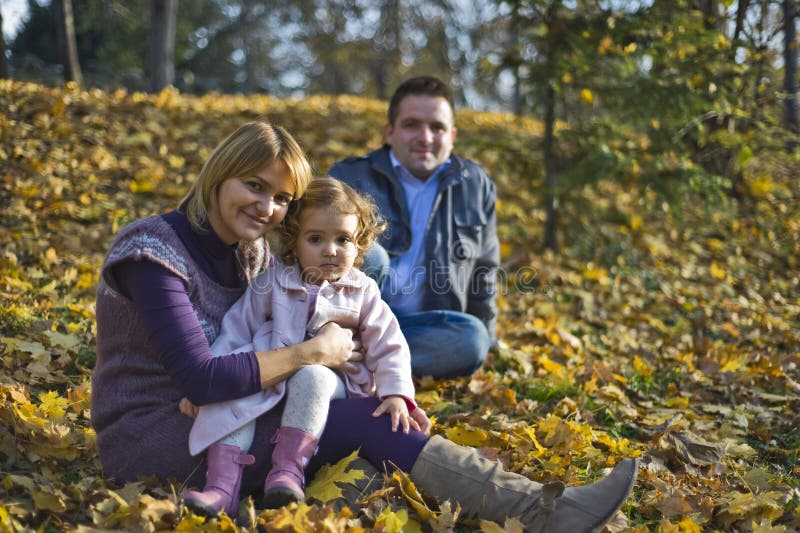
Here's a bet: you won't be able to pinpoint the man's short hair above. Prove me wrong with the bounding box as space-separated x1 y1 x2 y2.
388 76 455 126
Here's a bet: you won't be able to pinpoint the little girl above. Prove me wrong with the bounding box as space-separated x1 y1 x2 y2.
182 177 428 516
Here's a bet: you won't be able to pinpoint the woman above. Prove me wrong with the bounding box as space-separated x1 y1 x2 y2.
92 120 637 532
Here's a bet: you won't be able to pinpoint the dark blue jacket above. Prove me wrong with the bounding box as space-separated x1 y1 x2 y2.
329 146 499 343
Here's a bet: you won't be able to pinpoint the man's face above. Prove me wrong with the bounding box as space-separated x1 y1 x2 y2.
385 94 456 180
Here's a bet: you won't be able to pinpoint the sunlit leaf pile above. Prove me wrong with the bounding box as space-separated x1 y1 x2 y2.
1 80 799 531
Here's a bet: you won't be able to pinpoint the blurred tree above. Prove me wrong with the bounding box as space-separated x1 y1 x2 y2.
54 0 82 84
372 0 401 100
8 0 500 103
11 0 216 90
493 0 612 251
783 0 798 146
0 8 9 78
148 0 178 92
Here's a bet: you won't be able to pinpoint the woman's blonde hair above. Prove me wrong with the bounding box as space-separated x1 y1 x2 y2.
181 121 312 233
279 177 386 268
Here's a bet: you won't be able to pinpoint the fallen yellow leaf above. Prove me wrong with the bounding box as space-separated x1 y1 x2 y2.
305 449 367 503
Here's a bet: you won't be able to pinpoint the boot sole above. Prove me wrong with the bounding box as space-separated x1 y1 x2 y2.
184 498 224 518
263 486 304 509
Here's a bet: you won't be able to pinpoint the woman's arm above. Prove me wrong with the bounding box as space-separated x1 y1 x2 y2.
113 260 260 404
254 321 358 388
113 260 358 402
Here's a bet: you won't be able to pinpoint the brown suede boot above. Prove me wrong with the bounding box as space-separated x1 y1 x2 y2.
262 426 319 509
183 443 255 517
409 435 638 533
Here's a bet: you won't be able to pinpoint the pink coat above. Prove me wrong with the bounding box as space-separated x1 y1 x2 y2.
188 261 415 455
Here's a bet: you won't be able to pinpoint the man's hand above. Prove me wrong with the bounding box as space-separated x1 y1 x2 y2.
371 396 422 434
179 397 199 418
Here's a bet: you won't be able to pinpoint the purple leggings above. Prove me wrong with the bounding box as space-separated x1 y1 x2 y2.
308 397 429 475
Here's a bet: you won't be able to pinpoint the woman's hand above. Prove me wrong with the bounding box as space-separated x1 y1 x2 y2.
372 396 419 434
179 397 199 418
313 322 361 372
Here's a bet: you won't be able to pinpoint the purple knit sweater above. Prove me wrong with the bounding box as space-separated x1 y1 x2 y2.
91 213 267 482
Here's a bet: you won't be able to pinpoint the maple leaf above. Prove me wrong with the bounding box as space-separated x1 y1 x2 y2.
479 516 525 533
267 501 312 530
174 514 207 530
750 520 788 533
444 425 489 447
716 492 785 530
305 449 368 503
33 488 67 513
38 391 69 420
374 506 421 533
390 469 439 523
658 518 703 532
136 494 178 529
657 428 726 466
2 337 46 358
431 500 460 532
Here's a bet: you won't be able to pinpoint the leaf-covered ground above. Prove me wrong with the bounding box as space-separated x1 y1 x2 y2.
1 80 799 532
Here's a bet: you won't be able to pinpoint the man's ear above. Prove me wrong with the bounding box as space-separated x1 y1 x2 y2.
384 122 394 145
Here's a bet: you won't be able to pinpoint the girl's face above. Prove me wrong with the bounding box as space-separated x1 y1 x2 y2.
295 206 359 285
208 160 295 245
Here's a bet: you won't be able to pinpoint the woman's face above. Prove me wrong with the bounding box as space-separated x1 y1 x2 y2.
208 160 296 245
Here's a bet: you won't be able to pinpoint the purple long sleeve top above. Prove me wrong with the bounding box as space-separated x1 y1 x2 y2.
110 211 261 404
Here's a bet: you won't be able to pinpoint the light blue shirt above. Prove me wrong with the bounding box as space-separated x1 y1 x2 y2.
385 151 451 315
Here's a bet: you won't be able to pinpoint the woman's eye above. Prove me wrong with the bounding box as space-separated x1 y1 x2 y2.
274 194 292 206
247 181 262 191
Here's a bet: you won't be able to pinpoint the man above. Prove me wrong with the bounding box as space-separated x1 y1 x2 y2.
328 76 499 379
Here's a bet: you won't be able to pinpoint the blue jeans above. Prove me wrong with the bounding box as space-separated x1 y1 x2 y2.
362 245 490 379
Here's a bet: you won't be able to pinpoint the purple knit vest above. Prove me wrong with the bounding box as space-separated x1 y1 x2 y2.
91 215 267 481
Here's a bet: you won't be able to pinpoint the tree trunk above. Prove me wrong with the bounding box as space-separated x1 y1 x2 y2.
543 82 559 253
148 0 178 92
541 1 564 253
697 0 726 31
732 0 750 48
510 3 522 115
783 0 799 149
239 4 256 93
0 8 9 78
372 0 401 100
54 0 82 85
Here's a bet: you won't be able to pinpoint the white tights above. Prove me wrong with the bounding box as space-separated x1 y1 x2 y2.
217 365 346 450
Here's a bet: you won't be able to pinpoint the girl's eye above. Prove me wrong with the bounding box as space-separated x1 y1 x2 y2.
337 236 352 244
308 235 321 243
247 181 263 191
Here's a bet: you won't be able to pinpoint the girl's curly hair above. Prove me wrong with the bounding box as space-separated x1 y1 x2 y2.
279 177 386 268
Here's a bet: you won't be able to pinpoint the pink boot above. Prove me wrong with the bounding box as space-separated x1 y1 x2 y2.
183 444 255 517
262 426 319 509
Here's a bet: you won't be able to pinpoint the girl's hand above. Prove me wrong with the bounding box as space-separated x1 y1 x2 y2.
314 322 359 371
179 397 199 418
371 396 418 434
410 406 432 435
